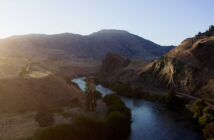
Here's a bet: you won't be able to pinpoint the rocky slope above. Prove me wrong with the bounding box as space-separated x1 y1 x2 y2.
138 26 214 99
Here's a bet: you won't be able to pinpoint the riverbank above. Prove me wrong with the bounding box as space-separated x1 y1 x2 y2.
72 77 202 140
25 78 131 140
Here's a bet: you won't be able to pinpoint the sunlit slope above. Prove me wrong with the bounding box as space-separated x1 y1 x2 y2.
139 29 214 99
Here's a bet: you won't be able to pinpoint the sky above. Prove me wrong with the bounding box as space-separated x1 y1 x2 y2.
0 0 213 45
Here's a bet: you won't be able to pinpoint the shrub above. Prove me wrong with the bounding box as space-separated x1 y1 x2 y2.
31 116 105 140
31 124 72 140
103 94 131 119
31 94 132 140
199 107 214 126
103 94 132 140
103 94 123 106
191 99 206 118
203 122 214 140
71 116 105 140
195 25 214 38
105 111 131 140
107 103 131 120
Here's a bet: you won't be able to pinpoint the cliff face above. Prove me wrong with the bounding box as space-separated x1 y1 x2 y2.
139 34 214 98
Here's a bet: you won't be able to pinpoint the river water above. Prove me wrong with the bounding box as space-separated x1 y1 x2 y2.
72 78 201 140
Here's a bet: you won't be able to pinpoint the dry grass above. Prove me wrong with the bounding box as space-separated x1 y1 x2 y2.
0 111 39 140
0 37 102 139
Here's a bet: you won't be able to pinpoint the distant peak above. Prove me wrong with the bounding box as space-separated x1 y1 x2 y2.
90 29 130 35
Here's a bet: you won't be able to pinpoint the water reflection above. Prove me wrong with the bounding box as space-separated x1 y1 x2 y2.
72 78 201 140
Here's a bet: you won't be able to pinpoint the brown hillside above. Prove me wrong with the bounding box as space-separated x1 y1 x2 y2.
138 32 214 99
0 75 82 113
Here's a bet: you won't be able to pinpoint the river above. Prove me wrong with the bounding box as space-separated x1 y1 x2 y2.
72 78 201 140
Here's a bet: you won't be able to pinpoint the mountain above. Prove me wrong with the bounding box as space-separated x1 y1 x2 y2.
0 29 174 60
138 26 214 99
0 29 175 113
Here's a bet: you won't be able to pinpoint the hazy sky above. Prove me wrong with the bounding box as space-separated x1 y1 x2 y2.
0 0 213 45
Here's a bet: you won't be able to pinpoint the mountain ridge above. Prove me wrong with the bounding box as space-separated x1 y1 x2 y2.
0 29 174 60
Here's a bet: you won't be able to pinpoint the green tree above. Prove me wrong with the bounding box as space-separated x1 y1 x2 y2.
85 78 96 111
191 99 206 118
103 94 123 106
103 94 131 140
199 107 214 126
209 25 214 32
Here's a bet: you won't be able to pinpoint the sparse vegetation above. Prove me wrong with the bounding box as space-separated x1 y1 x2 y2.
190 99 214 139
105 111 131 140
191 99 206 119
203 122 214 140
100 81 144 98
19 64 31 77
66 97 81 108
30 116 105 140
103 94 131 140
35 103 55 127
27 94 131 140
103 94 131 119
199 107 214 126
19 59 33 77
101 81 185 105
195 25 214 38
